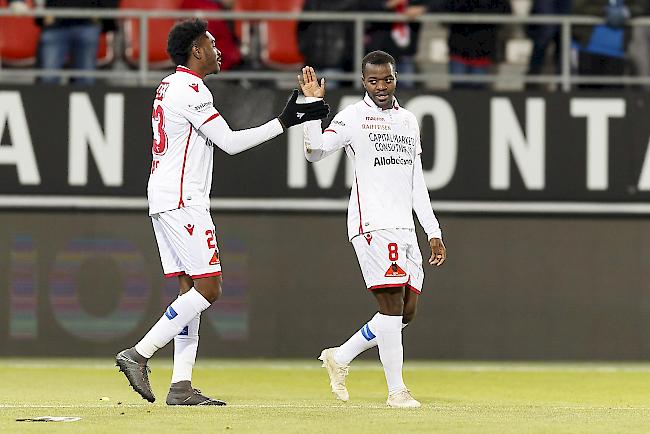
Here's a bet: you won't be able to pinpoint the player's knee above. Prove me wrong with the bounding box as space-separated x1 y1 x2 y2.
195 275 222 304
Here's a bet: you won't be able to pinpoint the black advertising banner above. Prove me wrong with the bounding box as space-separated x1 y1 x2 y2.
2 84 650 212
3 211 650 359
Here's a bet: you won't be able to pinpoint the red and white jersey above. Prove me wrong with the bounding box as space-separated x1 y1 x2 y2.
147 66 221 215
304 94 442 241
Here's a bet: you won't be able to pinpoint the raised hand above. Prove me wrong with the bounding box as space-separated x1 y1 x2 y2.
298 66 326 98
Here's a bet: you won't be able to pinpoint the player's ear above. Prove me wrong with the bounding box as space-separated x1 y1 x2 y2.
191 44 201 60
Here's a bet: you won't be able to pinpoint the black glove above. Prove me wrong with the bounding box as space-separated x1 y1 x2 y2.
278 89 330 130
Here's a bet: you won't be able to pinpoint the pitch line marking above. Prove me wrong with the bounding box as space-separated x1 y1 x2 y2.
2 404 650 411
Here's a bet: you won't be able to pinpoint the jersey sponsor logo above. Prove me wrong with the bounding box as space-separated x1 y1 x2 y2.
189 83 199 92
184 224 194 235
332 119 346 127
194 101 212 111
366 116 385 121
374 156 413 167
384 263 407 278
209 251 220 266
368 132 415 146
374 142 412 154
362 123 391 131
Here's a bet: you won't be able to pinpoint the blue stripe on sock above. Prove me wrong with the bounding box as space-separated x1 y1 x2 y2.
165 306 178 320
179 326 189 336
361 324 376 341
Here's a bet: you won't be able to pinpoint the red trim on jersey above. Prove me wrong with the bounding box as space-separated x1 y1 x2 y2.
164 271 186 278
355 173 363 235
201 112 221 126
368 283 409 291
406 284 421 294
190 271 222 279
176 65 203 79
178 127 192 208
324 129 337 134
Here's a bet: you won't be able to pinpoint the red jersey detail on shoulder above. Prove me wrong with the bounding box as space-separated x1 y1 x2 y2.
189 83 199 92
155 82 169 101
201 113 221 126
176 66 203 79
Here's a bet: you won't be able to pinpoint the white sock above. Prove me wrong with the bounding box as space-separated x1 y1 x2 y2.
373 313 406 394
335 314 409 365
171 313 200 383
135 288 210 358
335 313 380 365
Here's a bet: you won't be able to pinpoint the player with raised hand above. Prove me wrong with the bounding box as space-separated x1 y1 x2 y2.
300 52 446 408
115 18 329 406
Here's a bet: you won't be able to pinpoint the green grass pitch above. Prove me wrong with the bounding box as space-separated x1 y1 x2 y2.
2 359 650 433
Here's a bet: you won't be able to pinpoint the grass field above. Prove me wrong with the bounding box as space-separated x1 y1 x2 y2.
2 359 650 433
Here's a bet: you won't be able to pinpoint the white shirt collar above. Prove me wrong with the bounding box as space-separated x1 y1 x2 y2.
363 93 400 111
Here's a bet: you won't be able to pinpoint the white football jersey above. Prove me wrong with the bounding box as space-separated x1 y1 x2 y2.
304 94 442 241
147 66 221 215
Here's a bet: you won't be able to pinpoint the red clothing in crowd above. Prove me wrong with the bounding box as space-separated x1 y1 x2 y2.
181 0 242 70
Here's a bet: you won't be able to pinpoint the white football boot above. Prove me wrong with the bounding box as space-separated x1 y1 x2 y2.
386 389 421 408
318 348 350 402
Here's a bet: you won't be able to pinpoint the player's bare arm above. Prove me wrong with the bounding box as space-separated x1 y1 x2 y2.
429 238 446 266
299 66 326 98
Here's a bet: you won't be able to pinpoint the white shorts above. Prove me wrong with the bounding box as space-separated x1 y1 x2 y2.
351 228 424 294
151 206 222 279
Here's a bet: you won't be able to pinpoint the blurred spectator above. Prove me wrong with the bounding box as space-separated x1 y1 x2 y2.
572 0 644 88
180 0 241 70
361 0 433 88
525 0 572 82
8 0 118 85
297 0 359 88
437 0 511 89
628 1 650 83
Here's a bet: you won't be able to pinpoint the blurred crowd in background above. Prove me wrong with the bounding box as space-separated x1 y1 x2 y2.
2 0 650 90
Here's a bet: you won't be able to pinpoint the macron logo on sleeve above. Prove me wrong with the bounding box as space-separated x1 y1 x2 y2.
189 83 199 92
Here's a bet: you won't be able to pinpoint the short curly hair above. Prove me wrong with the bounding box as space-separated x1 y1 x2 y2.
362 50 396 76
167 19 208 66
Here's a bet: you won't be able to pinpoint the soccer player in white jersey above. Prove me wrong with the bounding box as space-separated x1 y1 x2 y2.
115 19 329 406
300 51 447 408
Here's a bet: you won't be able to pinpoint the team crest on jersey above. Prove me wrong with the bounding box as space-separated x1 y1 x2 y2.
189 83 199 92
384 263 406 278
184 224 194 235
209 251 220 266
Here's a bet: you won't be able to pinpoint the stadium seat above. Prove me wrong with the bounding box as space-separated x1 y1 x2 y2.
0 0 40 66
233 0 258 58
97 31 115 67
256 0 304 69
121 0 183 69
